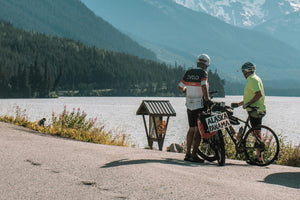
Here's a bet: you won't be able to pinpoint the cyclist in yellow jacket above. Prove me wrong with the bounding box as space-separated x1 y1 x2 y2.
232 62 266 164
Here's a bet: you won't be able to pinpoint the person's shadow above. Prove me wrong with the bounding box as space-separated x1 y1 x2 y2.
261 172 300 189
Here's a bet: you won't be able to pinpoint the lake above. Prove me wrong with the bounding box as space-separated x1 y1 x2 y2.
0 96 299 149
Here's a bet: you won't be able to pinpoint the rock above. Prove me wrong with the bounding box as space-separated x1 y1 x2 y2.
167 143 183 153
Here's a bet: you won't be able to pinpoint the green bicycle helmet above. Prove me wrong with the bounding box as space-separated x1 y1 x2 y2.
241 62 256 72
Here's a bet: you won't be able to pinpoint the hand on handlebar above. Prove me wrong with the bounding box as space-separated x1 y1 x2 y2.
231 102 250 109
231 103 239 108
243 103 250 109
204 99 214 107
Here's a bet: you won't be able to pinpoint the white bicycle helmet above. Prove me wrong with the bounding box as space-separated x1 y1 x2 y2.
241 62 256 72
197 54 210 67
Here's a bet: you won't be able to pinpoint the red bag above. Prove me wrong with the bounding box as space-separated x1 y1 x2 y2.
197 114 216 139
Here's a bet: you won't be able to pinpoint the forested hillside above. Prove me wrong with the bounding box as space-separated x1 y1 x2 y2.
0 20 225 98
0 0 156 60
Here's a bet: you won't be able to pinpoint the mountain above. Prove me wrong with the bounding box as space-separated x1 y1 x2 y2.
0 0 156 60
175 0 300 28
130 33 196 68
254 11 300 51
173 0 300 52
81 0 300 87
0 20 201 98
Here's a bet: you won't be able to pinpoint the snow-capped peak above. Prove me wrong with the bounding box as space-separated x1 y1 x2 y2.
289 0 300 11
174 0 300 27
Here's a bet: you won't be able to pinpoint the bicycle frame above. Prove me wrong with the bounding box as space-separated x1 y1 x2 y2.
198 101 279 166
225 115 252 147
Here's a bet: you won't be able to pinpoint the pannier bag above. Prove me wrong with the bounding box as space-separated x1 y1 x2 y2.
197 112 216 139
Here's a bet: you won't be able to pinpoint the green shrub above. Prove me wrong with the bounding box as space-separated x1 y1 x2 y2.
0 106 132 147
223 132 300 167
276 135 300 167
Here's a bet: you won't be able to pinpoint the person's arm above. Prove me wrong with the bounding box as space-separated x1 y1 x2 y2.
201 85 209 101
178 72 187 93
178 85 186 93
243 91 262 108
231 101 243 108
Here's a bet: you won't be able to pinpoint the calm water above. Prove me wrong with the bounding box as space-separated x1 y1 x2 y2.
0 96 299 149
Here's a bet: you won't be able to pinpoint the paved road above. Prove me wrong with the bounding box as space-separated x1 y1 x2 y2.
0 122 299 200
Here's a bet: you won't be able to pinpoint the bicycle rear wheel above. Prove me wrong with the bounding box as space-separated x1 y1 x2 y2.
216 130 225 166
244 125 279 166
197 130 225 165
197 138 217 162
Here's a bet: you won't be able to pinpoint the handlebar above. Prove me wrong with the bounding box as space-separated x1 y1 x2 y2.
230 103 260 110
206 101 227 112
231 103 239 108
209 91 218 99
209 91 218 95
205 99 261 117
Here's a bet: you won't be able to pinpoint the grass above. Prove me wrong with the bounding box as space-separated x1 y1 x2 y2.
0 106 132 147
223 132 300 167
276 135 300 167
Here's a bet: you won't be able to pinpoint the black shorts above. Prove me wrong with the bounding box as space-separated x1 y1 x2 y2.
249 116 262 129
187 108 205 127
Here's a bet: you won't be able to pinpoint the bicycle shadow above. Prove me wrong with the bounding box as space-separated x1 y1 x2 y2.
100 158 215 168
260 172 300 189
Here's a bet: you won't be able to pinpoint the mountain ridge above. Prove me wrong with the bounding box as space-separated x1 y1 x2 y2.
175 0 300 28
254 10 300 51
81 0 300 84
0 0 156 60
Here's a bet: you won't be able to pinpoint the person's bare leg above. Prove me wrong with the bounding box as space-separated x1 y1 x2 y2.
192 127 201 157
255 130 263 162
186 127 194 156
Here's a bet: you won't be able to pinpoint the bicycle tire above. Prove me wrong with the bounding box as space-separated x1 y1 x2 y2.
243 125 280 166
216 130 226 166
197 130 225 164
197 137 218 162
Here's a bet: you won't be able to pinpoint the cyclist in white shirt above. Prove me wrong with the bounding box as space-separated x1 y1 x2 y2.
178 54 212 162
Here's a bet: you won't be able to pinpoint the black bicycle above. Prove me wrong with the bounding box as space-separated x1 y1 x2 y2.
197 102 280 166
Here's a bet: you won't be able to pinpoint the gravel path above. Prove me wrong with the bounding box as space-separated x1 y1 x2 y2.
0 122 299 200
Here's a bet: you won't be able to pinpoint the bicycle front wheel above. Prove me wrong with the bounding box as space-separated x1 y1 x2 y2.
244 125 280 166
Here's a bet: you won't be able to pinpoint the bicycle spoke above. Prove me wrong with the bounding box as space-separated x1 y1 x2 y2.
244 125 279 166
197 138 217 162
